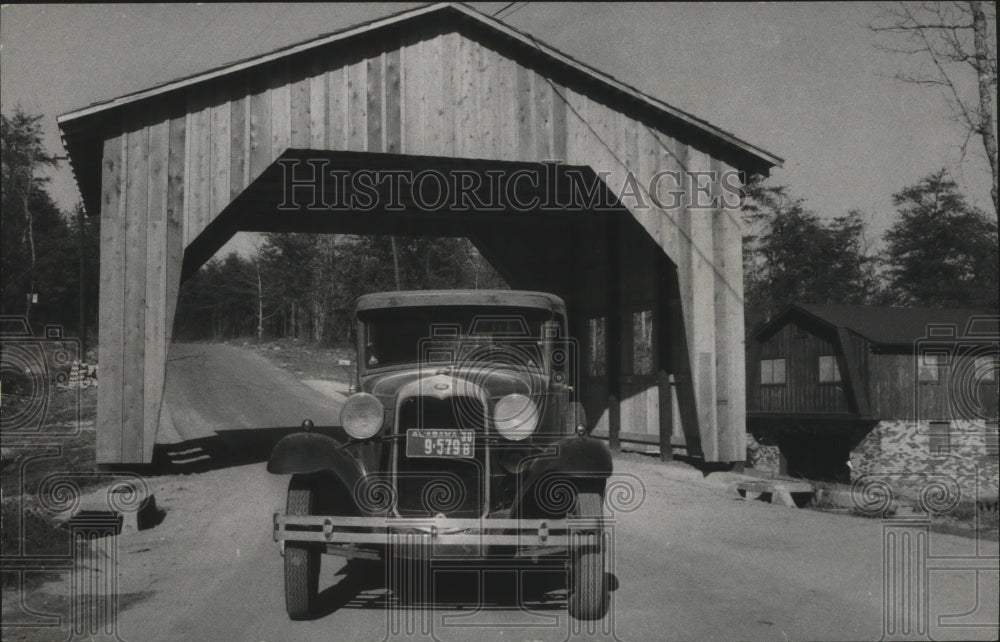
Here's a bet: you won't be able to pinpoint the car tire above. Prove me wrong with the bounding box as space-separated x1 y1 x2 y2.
568 491 608 621
284 476 320 620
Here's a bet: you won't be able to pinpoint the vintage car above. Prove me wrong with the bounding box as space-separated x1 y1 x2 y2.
267 290 613 620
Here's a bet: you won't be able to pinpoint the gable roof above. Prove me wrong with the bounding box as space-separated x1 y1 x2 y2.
761 304 998 347
58 3 782 214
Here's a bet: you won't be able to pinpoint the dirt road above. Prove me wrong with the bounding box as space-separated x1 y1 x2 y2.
18 343 999 641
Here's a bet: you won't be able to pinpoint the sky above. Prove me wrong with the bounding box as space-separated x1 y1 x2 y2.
1 2 995 255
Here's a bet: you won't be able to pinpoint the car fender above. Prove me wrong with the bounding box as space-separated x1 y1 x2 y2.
513 436 612 517
267 432 369 512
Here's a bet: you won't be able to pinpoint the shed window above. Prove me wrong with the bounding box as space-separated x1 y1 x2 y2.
918 353 943 382
818 355 841 383
760 358 786 385
928 421 950 455
586 317 606 377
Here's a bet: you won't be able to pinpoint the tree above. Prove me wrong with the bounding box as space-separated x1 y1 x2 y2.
871 1 998 218
882 168 998 308
742 175 880 332
1 108 61 326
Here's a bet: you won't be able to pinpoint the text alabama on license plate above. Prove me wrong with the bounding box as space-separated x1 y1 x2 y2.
406 429 475 458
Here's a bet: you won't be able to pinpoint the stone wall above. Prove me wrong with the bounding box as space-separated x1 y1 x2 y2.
746 432 781 475
851 419 999 502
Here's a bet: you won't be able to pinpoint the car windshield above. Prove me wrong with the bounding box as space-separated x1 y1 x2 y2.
360 305 555 370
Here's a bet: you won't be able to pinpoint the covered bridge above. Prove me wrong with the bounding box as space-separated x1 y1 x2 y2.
58 2 781 464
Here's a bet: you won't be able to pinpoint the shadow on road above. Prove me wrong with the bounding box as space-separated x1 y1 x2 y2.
145 425 344 476
307 559 620 619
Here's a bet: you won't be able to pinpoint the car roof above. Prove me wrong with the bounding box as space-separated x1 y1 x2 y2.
355 290 566 315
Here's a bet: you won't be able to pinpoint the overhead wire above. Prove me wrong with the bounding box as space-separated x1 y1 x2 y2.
506 23 747 304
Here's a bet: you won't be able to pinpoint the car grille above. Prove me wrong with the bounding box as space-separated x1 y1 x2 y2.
394 396 487 518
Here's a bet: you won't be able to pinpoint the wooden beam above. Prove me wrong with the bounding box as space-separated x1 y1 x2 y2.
96 132 126 464
658 259 674 462
121 120 149 461
385 48 402 155
367 53 383 153
142 111 169 462
606 214 622 452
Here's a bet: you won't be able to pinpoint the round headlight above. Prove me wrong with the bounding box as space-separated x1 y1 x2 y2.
340 393 384 440
494 393 539 441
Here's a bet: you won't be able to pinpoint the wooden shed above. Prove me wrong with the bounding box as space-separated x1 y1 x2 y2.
58 2 781 464
747 304 998 489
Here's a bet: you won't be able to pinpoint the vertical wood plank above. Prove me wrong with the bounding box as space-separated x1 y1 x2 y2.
687 146 718 460
347 58 367 151
639 125 662 246
385 48 402 154
230 90 247 199
271 64 291 158
309 61 326 149
290 71 311 149
439 32 456 156
367 53 384 153
209 97 231 218
187 93 211 241
533 70 552 160
182 110 193 246
516 65 532 160
122 121 149 461
401 36 424 154
423 34 444 155
143 112 169 462
497 54 517 161
550 81 568 162
454 35 473 157
719 160 746 461
166 114 186 337
96 132 126 463
249 77 272 184
563 86 586 167
479 44 499 158
326 66 346 150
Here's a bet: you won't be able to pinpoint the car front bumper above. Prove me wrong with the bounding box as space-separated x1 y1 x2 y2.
273 513 603 557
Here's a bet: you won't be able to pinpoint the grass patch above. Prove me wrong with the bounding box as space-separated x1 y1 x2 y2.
234 338 354 382
0 502 71 591
1 386 109 595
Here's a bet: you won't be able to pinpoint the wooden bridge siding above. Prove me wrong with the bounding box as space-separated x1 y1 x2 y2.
96 28 746 463
96 108 183 462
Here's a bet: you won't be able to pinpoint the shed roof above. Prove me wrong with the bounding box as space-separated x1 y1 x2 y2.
58 2 781 215
762 304 998 347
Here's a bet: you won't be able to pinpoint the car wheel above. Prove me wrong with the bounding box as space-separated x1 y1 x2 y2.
568 491 608 621
284 475 320 620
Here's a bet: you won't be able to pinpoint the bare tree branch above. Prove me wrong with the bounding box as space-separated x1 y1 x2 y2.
871 1 998 218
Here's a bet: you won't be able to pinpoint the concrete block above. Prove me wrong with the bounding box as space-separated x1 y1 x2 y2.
69 490 162 536
770 485 797 508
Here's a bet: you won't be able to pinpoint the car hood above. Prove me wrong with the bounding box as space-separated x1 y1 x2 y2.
363 366 547 404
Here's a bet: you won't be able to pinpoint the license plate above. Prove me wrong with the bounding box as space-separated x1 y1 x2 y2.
405 429 475 458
